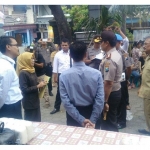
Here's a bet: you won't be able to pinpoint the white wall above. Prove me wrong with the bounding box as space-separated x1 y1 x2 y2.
26 5 34 24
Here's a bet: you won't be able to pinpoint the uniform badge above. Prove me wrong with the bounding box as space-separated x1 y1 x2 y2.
105 61 110 72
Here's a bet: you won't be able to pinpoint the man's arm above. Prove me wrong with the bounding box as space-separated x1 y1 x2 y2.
34 63 43 68
116 27 129 51
84 51 93 65
53 53 59 82
90 73 104 124
126 66 132 80
34 54 44 68
0 70 14 108
47 38 56 52
104 80 113 103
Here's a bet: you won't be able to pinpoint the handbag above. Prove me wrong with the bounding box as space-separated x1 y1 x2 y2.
0 121 17 145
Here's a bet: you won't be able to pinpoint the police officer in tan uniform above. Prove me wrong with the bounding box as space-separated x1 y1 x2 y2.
100 31 123 132
34 38 56 108
138 37 150 135
115 34 132 129
84 35 104 70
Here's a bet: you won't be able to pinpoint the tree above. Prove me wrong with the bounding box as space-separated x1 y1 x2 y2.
62 5 88 32
48 5 72 43
80 5 114 40
109 5 138 34
109 5 150 32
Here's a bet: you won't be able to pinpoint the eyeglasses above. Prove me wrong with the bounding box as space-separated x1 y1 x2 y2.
9 44 19 47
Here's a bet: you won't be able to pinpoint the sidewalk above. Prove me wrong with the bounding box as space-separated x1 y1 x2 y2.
39 86 146 135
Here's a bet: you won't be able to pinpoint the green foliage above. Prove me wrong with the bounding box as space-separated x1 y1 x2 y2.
126 29 133 41
61 5 88 31
81 5 113 38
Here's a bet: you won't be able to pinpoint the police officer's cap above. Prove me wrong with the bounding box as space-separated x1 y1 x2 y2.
93 34 102 43
115 34 123 41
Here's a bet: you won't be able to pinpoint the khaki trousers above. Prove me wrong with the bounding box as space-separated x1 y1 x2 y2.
143 98 150 131
37 75 50 105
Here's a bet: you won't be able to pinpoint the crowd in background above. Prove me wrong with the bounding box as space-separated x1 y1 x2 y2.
1 28 150 136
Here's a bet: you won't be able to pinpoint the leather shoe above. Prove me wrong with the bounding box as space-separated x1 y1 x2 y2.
117 123 126 129
138 129 150 135
49 91 53 96
50 109 59 114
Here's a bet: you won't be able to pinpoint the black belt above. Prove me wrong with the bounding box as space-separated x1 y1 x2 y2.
46 62 52 66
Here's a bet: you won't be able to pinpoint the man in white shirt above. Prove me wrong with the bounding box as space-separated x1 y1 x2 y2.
50 38 71 114
0 36 23 119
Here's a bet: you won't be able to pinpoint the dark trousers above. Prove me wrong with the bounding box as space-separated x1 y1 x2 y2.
24 107 41 122
0 100 22 119
101 89 121 132
117 81 128 126
45 64 53 93
54 73 61 110
66 104 101 129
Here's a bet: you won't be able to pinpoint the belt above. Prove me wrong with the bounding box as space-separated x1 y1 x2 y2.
46 62 51 66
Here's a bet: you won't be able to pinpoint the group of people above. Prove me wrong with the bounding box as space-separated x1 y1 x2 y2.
0 28 150 135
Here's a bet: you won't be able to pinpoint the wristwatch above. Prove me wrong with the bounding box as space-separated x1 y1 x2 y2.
104 101 108 105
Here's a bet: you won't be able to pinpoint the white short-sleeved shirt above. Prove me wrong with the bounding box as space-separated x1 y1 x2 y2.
53 50 72 74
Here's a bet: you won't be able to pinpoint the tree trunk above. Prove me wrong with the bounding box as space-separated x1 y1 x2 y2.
49 5 72 43
121 12 126 34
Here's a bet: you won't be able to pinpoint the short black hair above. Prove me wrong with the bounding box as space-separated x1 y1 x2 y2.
70 41 87 62
0 36 16 54
101 31 117 47
61 38 70 44
133 41 138 47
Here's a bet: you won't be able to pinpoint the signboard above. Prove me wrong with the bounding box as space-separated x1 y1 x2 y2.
0 11 4 27
133 30 150 41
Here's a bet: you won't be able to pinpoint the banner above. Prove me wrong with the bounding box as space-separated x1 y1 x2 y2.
47 25 54 41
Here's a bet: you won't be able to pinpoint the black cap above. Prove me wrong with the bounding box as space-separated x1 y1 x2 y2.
100 31 117 47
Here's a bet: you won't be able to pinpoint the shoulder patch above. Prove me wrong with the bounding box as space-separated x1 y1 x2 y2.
104 61 110 72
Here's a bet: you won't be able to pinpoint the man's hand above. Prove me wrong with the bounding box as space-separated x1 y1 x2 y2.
114 27 121 33
47 38 53 43
53 73 58 83
104 103 109 112
82 119 95 129
90 56 96 61
105 26 113 31
38 38 42 43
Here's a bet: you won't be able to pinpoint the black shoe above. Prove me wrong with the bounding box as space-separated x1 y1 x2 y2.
138 129 150 135
117 123 126 129
50 109 59 114
49 91 53 96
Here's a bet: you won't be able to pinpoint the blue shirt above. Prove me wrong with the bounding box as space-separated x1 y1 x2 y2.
0 52 23 109
59 61 104 125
